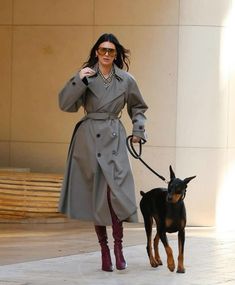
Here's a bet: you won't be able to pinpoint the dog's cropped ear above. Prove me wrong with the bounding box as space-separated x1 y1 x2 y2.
184 176 196 185
169 165 175 180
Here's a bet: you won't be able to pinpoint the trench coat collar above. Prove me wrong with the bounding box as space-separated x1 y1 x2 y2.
88 63 124 81
86 63 126 110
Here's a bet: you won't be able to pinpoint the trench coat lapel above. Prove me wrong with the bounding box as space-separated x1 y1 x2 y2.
87 64 126 110
86 66 100 99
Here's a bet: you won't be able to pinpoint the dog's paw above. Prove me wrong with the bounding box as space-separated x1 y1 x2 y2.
155 258 163 265
176 267 185 273
150 262 158 268
167 261 175 272
150 257 159 268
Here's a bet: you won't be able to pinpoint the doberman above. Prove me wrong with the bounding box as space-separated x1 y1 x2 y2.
140 166 196 273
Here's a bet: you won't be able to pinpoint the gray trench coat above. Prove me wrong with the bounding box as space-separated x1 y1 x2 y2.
58 64 148 225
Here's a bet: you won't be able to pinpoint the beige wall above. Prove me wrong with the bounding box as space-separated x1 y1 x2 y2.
0 0 234 226
177 0 234 227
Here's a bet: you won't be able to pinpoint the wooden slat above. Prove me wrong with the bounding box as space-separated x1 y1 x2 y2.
0 178 62 184
0 189 60 197
0 171 64 221
0 184 61 191
0 205 59 212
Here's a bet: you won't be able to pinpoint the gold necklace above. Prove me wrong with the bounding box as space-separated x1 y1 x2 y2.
98 67 115 88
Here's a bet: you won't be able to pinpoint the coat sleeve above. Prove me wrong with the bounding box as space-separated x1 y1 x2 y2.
58 72 87 112
126 75 148 142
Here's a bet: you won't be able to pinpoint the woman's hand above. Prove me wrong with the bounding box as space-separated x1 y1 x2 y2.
131 136 141 143
79 67 96 79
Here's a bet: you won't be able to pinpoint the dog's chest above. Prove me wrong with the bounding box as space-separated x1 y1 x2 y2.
164 217 185 232
164 205 186 232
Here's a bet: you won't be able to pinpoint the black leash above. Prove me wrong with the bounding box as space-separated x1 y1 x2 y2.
126 135 168 184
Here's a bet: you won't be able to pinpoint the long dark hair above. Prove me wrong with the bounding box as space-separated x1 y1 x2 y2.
82 33 130 71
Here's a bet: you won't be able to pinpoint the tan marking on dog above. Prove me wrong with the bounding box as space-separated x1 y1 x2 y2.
149 238 158 267
172 194 182 203
177 238 185 273
177 253 185 273
165 245 175 272
181 219 186 228
154 234 162 265
165 218 173 228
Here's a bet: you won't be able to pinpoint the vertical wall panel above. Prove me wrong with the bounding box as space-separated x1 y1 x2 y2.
0 0 12 24
95 0 179 25
180 0 231 26
178 0 232 226
13 0 94 25
11 26 93 142
0 27 11 141
177 27 228 148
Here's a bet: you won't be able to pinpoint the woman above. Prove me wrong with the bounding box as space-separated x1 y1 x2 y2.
58 33 148 272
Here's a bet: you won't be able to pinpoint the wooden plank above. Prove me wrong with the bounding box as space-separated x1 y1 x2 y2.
0 171 64 220
0 189 60 197
0 194 59 202
0 205 59 212
0 181 62 188
0 184 61 191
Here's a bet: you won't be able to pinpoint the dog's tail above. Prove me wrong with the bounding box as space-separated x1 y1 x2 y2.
140 191 146 196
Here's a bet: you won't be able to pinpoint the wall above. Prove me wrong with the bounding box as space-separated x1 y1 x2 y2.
0 0 234 226
177 0 234 227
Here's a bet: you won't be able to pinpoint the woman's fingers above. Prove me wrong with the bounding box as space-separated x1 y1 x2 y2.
132 136 141 143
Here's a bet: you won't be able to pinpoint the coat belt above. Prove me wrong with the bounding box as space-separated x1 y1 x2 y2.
84 112 120 120
67 112 120 157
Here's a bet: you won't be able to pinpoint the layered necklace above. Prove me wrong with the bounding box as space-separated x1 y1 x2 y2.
98 66 115 89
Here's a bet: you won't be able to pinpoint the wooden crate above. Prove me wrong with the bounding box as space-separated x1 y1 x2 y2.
0 171 65 222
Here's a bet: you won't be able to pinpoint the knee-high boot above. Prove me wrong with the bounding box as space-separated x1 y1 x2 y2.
94 225 113 272
107 189 127 270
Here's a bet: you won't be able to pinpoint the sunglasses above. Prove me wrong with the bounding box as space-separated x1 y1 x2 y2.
97 47 116 57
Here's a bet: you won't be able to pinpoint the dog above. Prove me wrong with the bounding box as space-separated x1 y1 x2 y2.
140 165 196 273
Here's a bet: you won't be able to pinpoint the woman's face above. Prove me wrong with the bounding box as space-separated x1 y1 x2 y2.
96 41 117 68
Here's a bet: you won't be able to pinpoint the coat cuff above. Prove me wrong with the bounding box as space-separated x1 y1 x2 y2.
132 130 147 143
70 73 88 89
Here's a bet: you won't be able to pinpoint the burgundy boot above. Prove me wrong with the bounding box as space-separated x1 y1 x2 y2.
94 225 113 272
107 189 127 270
112 221 127 270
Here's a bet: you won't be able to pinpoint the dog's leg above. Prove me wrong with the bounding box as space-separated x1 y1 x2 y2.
177 229 185 273
143 215 158 267
160 232 175 272
153 219 162 266
153 233 163 265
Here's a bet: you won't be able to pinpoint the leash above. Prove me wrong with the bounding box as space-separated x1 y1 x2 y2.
126 135 168 184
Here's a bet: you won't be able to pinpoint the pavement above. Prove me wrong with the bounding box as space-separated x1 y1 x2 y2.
0 224 235 285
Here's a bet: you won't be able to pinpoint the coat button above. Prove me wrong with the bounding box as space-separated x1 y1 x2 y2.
112 132 117 137
97 153 101 157
96 134 101 138
72 81 76 85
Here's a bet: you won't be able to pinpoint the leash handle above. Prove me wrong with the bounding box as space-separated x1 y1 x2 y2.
126 135 142 158
126 135 168 184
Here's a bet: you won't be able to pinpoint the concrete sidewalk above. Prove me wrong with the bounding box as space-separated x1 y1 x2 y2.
0 229 235 285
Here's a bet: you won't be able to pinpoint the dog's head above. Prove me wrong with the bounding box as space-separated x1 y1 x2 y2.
166 166 196 203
